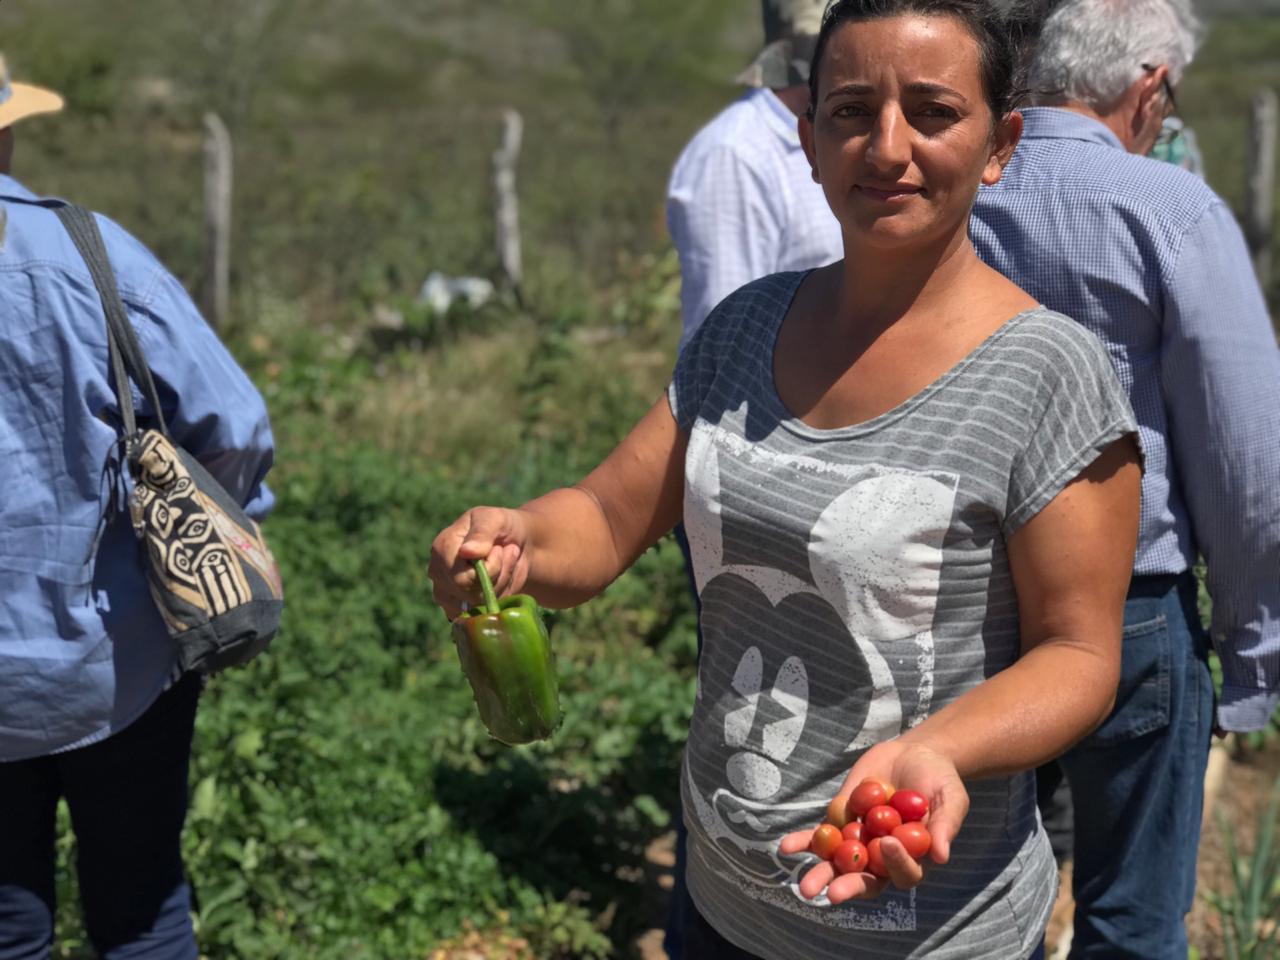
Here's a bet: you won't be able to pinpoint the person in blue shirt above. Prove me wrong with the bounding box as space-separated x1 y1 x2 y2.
971 1 1280 956
0 63 275 960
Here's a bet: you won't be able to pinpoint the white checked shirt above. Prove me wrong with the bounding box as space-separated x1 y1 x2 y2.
972 108 1280 732
667 88 843 350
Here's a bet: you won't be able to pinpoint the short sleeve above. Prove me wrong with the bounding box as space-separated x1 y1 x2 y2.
667 272 803 435
667 295 722 435
1003 317 1139 535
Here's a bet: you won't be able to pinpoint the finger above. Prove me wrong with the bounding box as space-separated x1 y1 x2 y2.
430 519 476 616
492 542 524 597
508 548 531 597
457 507 516 560
798 861 836 900
880 837 925 890
826 871 888 903
779 830 816 856
925 785 968 865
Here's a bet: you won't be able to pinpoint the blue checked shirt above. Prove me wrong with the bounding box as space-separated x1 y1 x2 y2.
972 108 1280 732
0 176 275 760
667 87 843 349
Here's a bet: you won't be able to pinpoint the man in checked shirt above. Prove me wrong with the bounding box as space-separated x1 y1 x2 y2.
972 1 1280 957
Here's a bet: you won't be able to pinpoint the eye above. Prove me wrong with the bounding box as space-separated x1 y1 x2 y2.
832 102 872 119
919 104 959 119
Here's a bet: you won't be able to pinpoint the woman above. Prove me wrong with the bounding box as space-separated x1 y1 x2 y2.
430 1 1141 956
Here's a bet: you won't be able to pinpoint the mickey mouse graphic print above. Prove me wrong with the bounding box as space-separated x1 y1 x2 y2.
668 272 1137 960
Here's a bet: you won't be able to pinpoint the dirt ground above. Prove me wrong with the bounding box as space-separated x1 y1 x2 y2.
632 737 1280 960
1187 737 1280 959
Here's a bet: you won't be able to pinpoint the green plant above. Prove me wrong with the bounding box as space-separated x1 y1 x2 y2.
1204 775 1280 959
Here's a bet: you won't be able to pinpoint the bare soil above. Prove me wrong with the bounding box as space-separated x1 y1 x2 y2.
1188 738 1280 959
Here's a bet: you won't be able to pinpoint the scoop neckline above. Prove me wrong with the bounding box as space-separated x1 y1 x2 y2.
763 269 1046 441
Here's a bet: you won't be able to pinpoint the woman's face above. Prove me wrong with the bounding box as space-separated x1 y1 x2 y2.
800 14 1020 254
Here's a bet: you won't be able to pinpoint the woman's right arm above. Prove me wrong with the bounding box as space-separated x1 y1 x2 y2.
429 395 687 618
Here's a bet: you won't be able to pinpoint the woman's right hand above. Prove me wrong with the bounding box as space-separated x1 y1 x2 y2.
429 506 533 619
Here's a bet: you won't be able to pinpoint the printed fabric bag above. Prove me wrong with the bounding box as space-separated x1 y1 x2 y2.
55 203 283 674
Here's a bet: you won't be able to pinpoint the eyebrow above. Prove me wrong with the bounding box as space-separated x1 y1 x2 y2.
823 81 968 102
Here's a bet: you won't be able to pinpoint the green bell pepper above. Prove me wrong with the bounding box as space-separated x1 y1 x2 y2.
452 559 561 745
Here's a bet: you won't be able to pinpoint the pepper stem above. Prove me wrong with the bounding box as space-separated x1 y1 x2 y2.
472 559 501 615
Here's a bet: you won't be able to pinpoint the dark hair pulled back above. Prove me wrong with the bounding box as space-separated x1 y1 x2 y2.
808 0 1020 120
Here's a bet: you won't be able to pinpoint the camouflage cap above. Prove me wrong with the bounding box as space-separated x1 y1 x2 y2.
737 0 830 89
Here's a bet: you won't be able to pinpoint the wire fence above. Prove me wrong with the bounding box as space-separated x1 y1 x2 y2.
18 103 686 322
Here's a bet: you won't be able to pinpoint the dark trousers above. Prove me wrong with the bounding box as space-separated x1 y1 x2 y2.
1057 572 1214 959
0 673 201 960
665 525 700 960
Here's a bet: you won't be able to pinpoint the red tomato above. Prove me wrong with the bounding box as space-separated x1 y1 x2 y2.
841 821 863 843
891 822 933 860
862 804 903 840
810 823 843 861
865 837 889 878
847 780 889 820
832 839 869 875
889 790 929 823
826 794 852 829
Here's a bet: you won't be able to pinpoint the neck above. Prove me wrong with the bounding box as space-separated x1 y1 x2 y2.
1054 101 1136 152
834 226 980 335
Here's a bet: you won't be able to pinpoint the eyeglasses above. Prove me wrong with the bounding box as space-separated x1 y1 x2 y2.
1141 63 1181 149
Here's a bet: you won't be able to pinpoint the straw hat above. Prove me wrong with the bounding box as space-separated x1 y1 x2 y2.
737 0 831 88
0 56 64 128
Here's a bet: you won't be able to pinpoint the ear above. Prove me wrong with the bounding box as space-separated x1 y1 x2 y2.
1132 65 1166 139
981 110 1023 186
799 111 820 184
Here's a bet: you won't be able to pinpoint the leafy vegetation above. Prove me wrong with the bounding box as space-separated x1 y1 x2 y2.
0 1 1272 956
1205 777 1280 959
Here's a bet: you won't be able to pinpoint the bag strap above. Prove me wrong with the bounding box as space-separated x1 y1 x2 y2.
53 203 168 436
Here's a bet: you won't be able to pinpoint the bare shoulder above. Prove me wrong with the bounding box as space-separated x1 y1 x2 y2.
973 262 1040 328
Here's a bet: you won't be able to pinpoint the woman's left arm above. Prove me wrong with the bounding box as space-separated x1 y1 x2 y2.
783 435 1140 901
899 433 1141 775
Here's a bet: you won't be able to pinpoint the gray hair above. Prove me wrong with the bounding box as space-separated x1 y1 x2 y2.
1028 0 1204 111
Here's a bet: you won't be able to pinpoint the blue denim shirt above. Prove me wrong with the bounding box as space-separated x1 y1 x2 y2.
972 109 1280 732
0 176 275 760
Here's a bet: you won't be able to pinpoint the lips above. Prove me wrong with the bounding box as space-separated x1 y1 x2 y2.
857 183 923 201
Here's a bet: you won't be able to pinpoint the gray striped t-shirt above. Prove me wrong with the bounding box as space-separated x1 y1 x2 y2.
668 271 1137 960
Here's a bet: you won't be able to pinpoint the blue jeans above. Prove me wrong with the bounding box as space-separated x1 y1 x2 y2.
664 525 699 960
0 673 201 960
1060 572 1214 959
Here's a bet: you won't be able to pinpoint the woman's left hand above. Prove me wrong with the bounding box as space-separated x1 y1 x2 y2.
779 738 969 904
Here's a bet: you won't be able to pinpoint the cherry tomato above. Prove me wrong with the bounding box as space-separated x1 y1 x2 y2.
841 821 863 843
865 837 889 878
810 823 843 861
889 789 929 823
862 804 903 840
847 779 889 820
832 839 869 875
891 821 933 860
826 794 852 829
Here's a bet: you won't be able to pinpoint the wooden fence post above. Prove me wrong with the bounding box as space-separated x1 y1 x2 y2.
203 112 233 328
1245 88 1277 292
492 108 524 304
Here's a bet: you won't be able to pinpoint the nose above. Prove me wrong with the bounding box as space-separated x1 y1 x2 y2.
865 104 911 173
